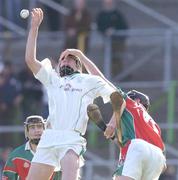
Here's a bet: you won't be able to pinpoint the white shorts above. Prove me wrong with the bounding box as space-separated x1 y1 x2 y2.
32 129 86 171
121 139 166 180
32 145 85 171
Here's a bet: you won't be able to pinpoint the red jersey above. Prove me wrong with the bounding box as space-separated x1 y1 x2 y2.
119 95 164 161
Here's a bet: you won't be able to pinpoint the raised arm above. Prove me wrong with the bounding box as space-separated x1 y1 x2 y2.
60 49 111 84
25 8 43 75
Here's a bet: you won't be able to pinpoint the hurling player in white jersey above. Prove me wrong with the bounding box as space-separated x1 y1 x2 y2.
25 8 122 180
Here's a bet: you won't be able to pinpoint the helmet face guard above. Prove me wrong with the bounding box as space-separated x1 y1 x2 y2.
127 90 150 110
59 65 75 77
59 54 82 77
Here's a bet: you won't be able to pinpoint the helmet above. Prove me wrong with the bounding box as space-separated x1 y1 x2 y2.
24 115 46 126
127 90 150 110
24 115 46 139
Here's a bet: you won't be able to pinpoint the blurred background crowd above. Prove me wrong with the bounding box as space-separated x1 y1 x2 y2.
0 0 178 179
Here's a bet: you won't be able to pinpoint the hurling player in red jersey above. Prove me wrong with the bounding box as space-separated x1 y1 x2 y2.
61 48 167 180
107 89 166 180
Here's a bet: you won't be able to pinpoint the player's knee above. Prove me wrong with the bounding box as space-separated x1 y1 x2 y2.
61 150 80 171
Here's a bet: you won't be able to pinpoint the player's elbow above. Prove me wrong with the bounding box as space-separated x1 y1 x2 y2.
110 91 125 111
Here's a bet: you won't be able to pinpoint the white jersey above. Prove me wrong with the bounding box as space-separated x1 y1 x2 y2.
34 58 115 147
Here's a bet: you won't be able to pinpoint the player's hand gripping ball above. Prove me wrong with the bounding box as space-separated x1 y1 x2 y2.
20 9 29 19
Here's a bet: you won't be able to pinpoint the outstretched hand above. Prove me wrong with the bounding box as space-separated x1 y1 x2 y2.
31 8 43 28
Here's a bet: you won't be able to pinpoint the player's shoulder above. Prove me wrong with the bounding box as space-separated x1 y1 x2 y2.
40 58 56 74
9 144 26 157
